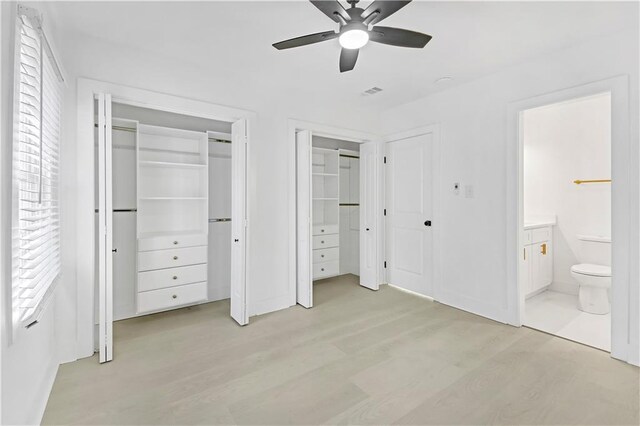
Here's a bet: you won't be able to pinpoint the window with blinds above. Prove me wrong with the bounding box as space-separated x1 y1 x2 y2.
12 12 62 325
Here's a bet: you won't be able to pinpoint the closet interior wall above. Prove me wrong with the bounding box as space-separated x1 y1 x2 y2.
94 103 232 322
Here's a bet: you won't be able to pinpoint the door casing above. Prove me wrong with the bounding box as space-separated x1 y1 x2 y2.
507 76 635 365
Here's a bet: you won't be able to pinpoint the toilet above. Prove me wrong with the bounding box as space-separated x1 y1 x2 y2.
570 235 611 315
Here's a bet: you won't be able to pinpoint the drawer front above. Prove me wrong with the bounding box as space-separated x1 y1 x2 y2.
531 227 551 244
137 282 207 313
138 233 207 252
313 224 338 236
312 234 339 250
313 247 339 263
138 264 207 292
138 246 207 272
313 261 339 279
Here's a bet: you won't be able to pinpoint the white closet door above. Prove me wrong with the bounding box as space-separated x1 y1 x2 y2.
97 93 113 363
230 119 248 325
296 130 313 307
360 142 379 290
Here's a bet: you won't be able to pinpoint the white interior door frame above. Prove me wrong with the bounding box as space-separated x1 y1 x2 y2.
76 78 255 360
506 75 636 365
287 119 381 306
382 124 442 300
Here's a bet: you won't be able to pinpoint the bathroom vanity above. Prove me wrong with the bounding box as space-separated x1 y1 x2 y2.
522 220 555 298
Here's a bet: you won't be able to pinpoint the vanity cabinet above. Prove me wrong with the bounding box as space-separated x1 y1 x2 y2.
523 225 553 297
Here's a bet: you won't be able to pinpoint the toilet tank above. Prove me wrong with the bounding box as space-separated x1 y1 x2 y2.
576 235 611 266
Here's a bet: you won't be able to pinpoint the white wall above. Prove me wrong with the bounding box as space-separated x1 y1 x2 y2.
1 2 63 424
524 93 612 294
379 29 638 363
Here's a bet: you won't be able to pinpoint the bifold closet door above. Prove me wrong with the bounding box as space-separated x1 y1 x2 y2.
96 93 113 363
360 142 380 290
230 119 248 325
296 130 313 308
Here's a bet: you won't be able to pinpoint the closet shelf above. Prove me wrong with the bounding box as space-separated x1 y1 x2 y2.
312 173 339 177
139 160 206 169
139 197 206 201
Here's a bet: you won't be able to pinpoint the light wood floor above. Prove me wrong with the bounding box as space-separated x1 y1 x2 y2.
43 275 639 425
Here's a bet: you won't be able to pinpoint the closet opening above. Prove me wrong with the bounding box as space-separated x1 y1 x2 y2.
94 102 236 360
294 125 381 308
312 136 361 302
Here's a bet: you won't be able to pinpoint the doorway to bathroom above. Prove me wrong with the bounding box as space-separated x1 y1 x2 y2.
520 92 612 351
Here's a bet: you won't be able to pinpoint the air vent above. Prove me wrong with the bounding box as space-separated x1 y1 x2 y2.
363 86 383 96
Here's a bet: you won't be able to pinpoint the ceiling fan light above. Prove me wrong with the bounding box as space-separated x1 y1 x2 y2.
339 29 369 49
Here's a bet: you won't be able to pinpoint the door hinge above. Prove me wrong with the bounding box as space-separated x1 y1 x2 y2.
384 261 387 269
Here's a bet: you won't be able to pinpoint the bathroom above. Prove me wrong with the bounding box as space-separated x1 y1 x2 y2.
523 92 612 351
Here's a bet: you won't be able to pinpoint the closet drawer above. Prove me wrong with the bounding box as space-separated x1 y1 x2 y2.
313 224 338 236
138 233 207 252
312 234 339 249
137 282 207 313
138 246 207 272
313 261 339 279
531 227 551 244
138 263 207 292
313 247 339 263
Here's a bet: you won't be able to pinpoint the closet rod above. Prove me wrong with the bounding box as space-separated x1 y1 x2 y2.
339 203 359 207
209 138 231 144
209 218 231 222
339 154 359 159
94 124 137 133
94 208 137 213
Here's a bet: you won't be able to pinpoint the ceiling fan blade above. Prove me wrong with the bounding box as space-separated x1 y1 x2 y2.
339 48 359 73
272 30 338 50
361 1 412 25
310 0 350 24
369 26 432 48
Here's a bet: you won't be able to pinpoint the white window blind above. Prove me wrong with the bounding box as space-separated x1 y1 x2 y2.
12 10 62 326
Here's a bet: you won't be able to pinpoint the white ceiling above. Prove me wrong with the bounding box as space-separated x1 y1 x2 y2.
47 1 637 111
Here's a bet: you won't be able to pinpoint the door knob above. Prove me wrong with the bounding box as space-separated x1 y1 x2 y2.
424 220 432 227
234 239 239 242
111 248 117 253
173 256 178 260
366 228 370 231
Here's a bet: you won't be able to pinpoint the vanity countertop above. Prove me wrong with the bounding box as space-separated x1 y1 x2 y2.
524 219 556 230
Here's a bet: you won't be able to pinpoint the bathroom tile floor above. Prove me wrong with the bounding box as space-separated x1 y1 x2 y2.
525 290 610 351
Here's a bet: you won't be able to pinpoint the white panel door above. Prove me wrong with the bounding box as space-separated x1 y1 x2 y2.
386 134 433 296
360 142 379 290
230 119 248 325
296 130 313 307
97 93 113 363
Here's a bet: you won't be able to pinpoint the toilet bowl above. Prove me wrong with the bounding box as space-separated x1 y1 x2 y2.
571 263 611 314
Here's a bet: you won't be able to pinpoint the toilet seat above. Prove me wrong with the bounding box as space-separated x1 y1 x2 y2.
571 263 611 277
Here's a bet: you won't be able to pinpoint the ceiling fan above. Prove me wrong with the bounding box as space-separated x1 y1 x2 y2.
272 0 432 73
